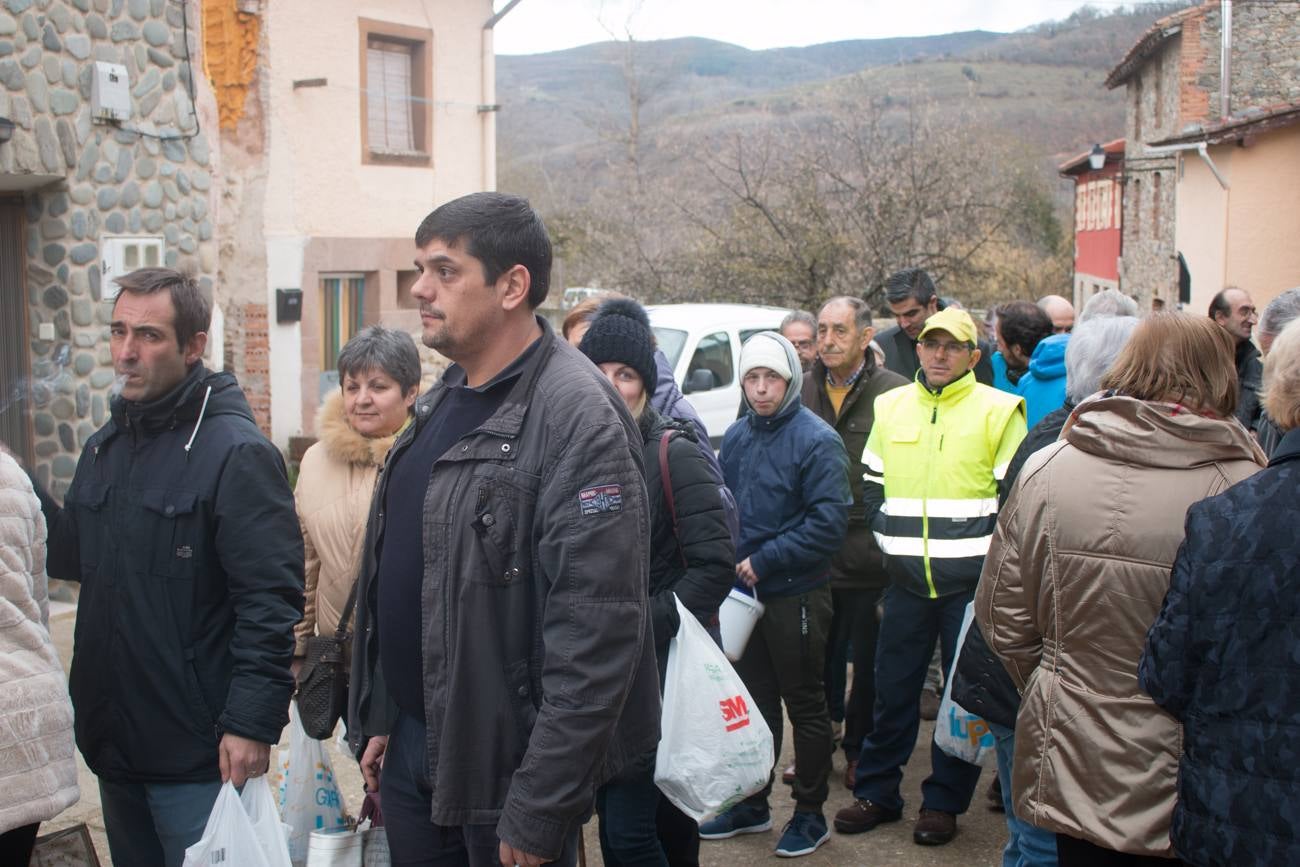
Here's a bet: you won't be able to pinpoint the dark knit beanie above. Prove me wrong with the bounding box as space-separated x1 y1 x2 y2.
578 297 659 391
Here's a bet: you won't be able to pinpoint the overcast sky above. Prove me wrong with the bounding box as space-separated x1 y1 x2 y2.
492 0 1143 55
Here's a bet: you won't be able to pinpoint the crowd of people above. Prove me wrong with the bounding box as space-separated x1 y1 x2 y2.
0 191 1298 867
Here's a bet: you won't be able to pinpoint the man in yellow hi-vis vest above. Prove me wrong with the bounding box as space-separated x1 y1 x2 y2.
835 307 1026 848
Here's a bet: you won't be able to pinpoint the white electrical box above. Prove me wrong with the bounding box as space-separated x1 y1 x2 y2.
91 61 131 122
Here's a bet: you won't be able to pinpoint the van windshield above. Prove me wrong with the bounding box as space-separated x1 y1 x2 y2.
652 327 688 369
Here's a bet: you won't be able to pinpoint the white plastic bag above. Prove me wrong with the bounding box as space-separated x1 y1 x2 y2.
242 776 294 867
278 703 350 866
181 782 272 867
653 594 775 823
933 601 998 766
304 825 389 867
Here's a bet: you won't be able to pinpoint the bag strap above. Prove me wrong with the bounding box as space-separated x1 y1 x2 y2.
658 430 688 569
333 577 361 640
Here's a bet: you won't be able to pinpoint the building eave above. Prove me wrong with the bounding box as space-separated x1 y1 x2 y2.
1104 3 1210 90
1151 104 1300 146
1058 138 1126 176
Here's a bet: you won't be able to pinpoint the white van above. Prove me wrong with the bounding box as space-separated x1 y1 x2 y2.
647 303 791 446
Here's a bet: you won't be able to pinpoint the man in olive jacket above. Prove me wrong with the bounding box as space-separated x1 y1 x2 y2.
801 297 908 784
348 193 658 867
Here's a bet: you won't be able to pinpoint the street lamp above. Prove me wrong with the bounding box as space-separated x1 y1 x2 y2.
1088 143 1106 171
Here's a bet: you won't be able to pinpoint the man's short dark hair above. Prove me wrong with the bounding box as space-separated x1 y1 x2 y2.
112 268 212 351
884 268 938 306
414 192 553 308
997 300 1054 357
337 325 422 394
1208 287 1237 320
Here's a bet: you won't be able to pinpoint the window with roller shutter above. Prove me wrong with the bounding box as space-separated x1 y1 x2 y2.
358 20 432 165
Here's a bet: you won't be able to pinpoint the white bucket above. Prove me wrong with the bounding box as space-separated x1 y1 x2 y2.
306 828 363 867
718 588 764 662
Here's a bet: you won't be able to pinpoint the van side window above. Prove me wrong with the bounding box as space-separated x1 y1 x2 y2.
686 331 733 391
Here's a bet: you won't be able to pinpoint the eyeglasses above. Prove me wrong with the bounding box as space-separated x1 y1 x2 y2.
789 340 815 350
919 339 971 356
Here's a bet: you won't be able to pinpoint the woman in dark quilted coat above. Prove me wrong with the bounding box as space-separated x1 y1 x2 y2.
580 297 736 867
1141 318 1300 867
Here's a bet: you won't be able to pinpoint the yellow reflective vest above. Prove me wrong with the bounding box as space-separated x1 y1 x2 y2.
862 371 1026 599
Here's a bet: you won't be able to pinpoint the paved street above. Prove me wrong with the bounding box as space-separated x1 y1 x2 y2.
44 606 1007 866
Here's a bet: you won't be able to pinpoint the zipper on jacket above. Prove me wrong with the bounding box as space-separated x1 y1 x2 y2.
922 393 938 599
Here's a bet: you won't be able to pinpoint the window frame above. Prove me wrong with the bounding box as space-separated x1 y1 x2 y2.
358 18 433 167
320 272 367 373
101 236 165 300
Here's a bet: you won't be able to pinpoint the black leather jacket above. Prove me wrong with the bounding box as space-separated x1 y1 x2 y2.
348 319 660 860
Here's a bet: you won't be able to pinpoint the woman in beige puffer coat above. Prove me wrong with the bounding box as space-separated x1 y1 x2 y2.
293 327 420 679
975 314 1266 866
0 451 79 863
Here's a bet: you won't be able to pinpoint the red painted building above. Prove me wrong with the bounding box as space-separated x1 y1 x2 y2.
1060 139 1125 309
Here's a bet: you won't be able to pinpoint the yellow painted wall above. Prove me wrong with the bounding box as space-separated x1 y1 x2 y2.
1178 124 1300 318
1176 147 1231 316
262 0 494 240
1224 124 1300 313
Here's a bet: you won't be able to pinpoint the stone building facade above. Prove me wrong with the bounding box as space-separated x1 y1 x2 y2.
0 0 221 496
1106 0 1300 309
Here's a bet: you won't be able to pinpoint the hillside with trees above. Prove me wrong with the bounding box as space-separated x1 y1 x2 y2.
496 3 1190 310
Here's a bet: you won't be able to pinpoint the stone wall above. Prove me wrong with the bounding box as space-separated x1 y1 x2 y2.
1120 38 1179 306
0 0 220 497
1182 2 1300 130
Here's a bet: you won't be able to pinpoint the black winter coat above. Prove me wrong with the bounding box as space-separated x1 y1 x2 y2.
952 403 1071 729
42 366 304 783
1139 427 1297 867
640 407 735 667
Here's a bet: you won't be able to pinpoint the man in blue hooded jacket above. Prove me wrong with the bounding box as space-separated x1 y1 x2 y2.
700 331 850 858
1016 332 1070 428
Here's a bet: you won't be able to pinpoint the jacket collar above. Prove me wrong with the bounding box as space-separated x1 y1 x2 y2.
1269 426 1300 467
408 315 557 442
914 368 977 403
315 390 404 468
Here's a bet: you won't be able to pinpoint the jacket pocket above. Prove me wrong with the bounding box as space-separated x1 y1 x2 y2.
139 488 201 577
67 480 110 577
504 658 539 745
468 475 535 588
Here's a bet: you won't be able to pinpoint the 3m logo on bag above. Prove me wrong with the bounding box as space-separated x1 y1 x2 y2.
719 695 750 732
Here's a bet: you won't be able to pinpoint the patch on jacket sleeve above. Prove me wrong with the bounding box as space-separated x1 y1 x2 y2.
578 484 623 515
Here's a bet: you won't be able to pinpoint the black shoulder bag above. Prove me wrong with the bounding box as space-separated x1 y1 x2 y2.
295 579 359 740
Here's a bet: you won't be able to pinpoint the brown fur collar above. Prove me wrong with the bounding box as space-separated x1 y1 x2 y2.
315 390 402 467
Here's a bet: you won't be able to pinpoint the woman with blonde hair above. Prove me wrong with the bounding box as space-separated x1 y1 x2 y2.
1140 317 1300 867
975 313 1266 866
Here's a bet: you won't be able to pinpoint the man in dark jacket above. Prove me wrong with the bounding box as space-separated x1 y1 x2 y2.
877 267 994 386
700 331 849 858
1210 286 1263 430
801 297 907 786
347 193 659 867
38 268 303 867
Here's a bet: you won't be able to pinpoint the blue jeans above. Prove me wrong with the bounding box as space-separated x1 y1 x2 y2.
99 778 223 867
991 722 1057 867
381 711 580 867
851 585 982 814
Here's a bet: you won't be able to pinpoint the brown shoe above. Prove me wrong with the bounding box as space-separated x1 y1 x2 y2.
833 799 901 834
987 776 1005 812
919 689 941 721
913 808 957 846
781 762 796 785
843 759 858 790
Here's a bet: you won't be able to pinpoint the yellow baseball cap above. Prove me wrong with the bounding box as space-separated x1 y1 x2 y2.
917 307 978 345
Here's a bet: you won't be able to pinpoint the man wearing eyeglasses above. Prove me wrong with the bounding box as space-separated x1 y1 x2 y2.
780 310 819 373
834 307 1026 848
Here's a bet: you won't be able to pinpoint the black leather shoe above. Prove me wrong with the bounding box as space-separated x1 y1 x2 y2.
833 799 902 834
913 808 957 845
